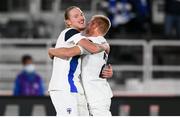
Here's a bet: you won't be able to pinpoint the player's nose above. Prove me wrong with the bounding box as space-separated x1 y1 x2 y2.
79 15 85 21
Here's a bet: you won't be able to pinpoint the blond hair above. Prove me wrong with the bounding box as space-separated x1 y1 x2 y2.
64 6 80 27
92 15 111 36
64 6 79 20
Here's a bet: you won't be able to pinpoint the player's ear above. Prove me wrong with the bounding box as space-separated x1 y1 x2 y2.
94 21 99 28
93 23 99 32
91 22 97 29
65 19 71 27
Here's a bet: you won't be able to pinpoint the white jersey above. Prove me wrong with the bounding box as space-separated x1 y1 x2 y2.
48 28 85 93
81 36 113 104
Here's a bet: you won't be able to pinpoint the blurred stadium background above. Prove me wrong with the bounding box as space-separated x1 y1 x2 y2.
1 0 180 116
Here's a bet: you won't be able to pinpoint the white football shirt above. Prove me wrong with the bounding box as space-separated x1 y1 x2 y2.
81 36 113 104
48 28 85 93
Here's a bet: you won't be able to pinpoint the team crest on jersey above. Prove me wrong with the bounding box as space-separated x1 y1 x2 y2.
67 108 72 114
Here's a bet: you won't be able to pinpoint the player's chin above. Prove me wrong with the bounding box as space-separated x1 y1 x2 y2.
79 27 85 31
79 25 86 30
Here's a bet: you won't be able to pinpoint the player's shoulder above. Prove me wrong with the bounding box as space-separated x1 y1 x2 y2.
63 28 79 34
63 28 80 41
97 36 107 43
87 36 107 44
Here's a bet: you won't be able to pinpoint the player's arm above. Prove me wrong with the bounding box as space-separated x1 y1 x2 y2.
77 38 109 54
48 46 82 59
65 28 108 53
48 39 110 59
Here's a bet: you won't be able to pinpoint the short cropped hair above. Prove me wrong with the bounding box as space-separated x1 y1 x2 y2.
92 15 111 36
22 54 32 65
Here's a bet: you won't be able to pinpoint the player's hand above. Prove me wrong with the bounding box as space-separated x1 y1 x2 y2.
48 48 54 60
101 43 110 53
101 64 113 79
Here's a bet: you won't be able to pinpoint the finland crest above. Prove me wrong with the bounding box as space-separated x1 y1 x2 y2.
67 108 72 114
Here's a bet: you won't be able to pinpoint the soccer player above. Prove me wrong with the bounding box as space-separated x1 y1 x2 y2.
48 6 109 116
48 15 113 116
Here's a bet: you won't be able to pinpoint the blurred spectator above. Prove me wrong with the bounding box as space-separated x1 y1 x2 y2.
131 0 150 33
13 55 45 96
164 0 180 39
99 0 150 38
106 0 135 30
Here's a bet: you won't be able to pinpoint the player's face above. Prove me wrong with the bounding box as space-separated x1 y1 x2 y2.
66 8 86 31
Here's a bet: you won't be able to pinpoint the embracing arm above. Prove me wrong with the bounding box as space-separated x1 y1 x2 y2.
48 46 81 59
48 38 110 60
77 38 109 54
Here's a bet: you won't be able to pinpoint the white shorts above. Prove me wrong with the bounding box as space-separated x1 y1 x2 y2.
88 99 112 116
49 91 89 116
77 92 89 116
